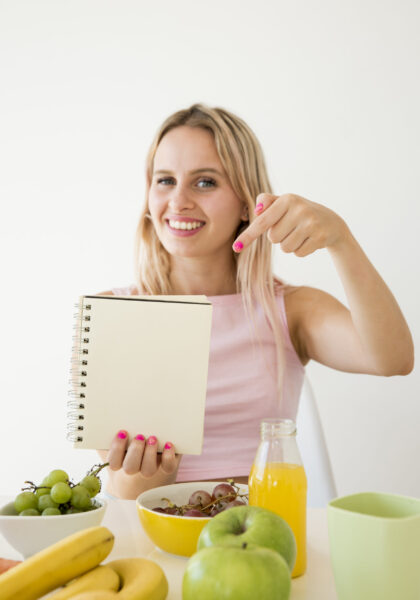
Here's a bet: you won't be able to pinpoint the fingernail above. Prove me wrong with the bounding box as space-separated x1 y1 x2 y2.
135 434 145 441
254 202 264 214
117 430 127 439
147 435 157 445
233 241 244 252
164 442 172 450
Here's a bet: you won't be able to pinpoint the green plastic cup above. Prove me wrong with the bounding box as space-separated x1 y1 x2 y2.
327 492 420 600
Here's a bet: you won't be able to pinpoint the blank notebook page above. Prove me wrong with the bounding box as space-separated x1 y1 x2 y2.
69 295 212 454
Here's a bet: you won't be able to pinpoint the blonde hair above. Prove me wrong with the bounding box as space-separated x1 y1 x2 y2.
134 103 285 397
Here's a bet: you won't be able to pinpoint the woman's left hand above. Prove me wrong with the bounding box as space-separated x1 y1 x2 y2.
233 192 349 256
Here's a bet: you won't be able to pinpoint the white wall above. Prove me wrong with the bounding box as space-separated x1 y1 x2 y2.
0 0 418 498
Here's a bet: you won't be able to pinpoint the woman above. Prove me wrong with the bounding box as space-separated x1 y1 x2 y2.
97 103 413 499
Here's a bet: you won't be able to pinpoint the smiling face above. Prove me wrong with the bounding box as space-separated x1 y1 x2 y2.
148 126 248 261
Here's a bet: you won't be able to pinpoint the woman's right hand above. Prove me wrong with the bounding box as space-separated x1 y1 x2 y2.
98 431 182 499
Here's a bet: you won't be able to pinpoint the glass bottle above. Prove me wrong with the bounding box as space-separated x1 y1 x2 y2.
248 418 307 577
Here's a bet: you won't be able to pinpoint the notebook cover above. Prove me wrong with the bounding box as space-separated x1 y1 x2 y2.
70 295 212 454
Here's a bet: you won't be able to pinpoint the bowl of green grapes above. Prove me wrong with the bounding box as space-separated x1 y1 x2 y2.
0 463 108 558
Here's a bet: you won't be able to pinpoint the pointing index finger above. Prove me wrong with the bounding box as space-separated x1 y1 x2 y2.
233 194 283 252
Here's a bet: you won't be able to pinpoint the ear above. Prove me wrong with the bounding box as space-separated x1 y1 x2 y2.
240 204 249 222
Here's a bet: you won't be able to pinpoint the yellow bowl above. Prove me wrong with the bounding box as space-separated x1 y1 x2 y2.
136 481 248 557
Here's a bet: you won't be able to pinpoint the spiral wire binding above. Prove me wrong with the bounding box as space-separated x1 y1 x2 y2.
67 300 92 442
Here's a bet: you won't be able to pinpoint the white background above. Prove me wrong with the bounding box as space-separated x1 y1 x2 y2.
0 0 418 498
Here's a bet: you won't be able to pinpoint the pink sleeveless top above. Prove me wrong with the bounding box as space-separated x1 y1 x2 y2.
111 284 305 481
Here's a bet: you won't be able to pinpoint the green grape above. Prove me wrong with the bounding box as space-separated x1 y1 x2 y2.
80 475 101 498
50 482 72 504
0 502 18 516
65 507 82 514
38 494 59 512
45 469 69 487
14 492 38 513
70 485 92 510
19 508 40 516
42 507 61 516
12 462 107 517
35 477 51 498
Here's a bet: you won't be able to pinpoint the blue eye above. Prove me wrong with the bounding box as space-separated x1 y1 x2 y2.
197 178 216 188
157 177 174 185
156 177 216 188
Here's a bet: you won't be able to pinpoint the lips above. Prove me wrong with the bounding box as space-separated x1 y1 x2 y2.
164 218 206 237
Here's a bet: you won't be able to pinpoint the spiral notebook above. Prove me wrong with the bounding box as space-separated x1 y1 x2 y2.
68 294 213 454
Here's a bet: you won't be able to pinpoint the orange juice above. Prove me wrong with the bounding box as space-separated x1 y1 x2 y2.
249 461 307 577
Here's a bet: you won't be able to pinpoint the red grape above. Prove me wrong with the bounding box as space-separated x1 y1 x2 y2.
212 483 236 500
188 490 212 506
164 507 178 515
216 500 231 511
149 481 247 519
210 507 223 516
184 509 208 517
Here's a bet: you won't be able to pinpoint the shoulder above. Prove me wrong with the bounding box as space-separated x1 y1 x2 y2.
283 285 344 312
283 284 332 304
283 285 343 327
96 291 114 295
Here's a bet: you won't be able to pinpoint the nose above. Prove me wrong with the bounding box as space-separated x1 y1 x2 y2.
167 183 195 212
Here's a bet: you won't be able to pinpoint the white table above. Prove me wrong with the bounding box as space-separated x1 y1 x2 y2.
0 497 338 600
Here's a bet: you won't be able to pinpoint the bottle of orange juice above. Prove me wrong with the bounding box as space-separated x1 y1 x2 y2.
248 418 307 577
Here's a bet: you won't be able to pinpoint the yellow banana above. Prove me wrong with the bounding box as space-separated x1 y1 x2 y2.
0 525 114 600
66 593 117 600
108 558 168 600
68 558 169 600
47 564 120 599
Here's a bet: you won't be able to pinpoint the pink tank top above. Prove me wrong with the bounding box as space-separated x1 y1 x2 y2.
111 284 305 481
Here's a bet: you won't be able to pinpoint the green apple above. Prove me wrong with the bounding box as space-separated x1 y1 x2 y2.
197 505 296 572
183 542 291 600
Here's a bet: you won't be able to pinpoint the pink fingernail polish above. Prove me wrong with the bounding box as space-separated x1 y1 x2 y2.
148 435 157 445
164 442 172 450
135 434 145 441
233 241 244 252
255 202 264 214
117 430 127 439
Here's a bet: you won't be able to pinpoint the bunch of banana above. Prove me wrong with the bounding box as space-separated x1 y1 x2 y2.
46 564 120 598
49 558 169 599
0 525 114 600
0 524 168 600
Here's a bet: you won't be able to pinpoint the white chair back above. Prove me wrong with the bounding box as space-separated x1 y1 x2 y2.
296 375 337 507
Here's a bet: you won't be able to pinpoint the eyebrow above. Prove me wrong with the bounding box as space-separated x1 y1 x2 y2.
153 168 224 177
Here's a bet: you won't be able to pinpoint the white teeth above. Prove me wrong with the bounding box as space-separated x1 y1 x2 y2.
168 220 204 230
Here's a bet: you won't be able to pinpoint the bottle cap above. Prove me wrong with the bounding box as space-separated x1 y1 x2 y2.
260 418 296 436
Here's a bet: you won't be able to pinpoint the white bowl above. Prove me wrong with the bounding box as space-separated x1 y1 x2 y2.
0 497 107 558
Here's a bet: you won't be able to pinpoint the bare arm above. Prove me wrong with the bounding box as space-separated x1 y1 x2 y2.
286 286 412 375
286 231 414 375
329 229 413 375
235 193 414 377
